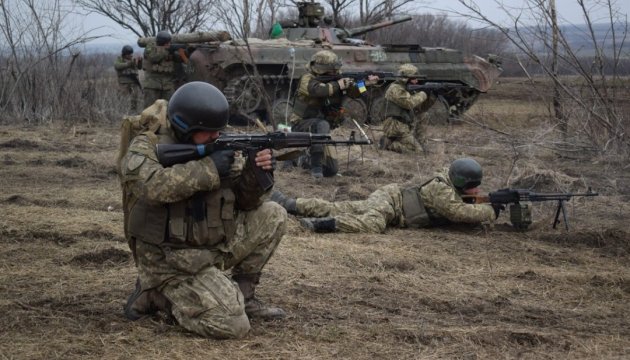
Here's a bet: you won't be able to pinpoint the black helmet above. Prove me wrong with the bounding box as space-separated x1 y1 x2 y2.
122 45 133 56
448 158 483 190
156 30 172 46
167 82 229 140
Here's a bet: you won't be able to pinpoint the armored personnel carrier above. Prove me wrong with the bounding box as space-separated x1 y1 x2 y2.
138 1 502 125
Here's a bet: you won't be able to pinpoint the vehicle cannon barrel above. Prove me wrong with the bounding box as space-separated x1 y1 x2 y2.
338 15 413 39
137 31 232 47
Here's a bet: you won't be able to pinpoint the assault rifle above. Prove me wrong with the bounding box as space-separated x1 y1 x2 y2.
462 188 598 230
168 44 192 63
407 82 472 95
156 131 372 191
314 71 397 83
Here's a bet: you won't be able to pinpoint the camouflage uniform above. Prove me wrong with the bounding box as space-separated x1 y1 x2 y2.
381 64 428 153
295 169 495 233
290 50 353 177
142 43 179 108
120 102 287 338
114 55 141 112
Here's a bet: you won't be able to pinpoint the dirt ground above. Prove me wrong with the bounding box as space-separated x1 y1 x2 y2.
1 79 629 359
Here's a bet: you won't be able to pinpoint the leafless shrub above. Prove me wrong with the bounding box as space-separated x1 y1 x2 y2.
454 0 629 154
0 0 126 125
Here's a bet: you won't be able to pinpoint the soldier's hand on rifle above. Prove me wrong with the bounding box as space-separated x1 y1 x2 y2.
491 203 506 219
365 74 380 86
210 150 235 178
337 77 353 90
254 148 275 171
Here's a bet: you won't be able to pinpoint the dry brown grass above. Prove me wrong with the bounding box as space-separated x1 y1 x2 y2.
0 81 629 359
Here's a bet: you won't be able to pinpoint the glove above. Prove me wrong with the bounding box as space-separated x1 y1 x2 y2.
492 203 506 219
337 77 352 90
209 150 235 178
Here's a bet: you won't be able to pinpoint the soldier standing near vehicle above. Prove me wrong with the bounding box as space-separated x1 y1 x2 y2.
289 50 377 178
271 158 499 233
142 30 187 108
120 82 287 339
114 45 142 113
379 63 428 153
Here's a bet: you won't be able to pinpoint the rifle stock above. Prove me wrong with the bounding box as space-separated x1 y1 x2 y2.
156 131 372 191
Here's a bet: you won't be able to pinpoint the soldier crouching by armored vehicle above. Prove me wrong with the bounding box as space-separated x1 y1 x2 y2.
289 50 379 179
379 64 429 154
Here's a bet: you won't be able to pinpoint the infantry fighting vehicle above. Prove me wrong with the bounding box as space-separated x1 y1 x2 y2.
138 1 502 125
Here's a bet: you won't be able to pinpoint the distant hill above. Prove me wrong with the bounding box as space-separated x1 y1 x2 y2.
527 23 629 58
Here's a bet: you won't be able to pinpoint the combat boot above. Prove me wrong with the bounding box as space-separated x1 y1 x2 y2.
232 273 286 320
299 217 337 233
123 278 170 321
309 151 324 179
270 190 297 214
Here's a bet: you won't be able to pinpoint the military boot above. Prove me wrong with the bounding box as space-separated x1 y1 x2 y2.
270 190 297 214
299 217 337 233
232 273 286 320
124 278 170 321
309 151 324 179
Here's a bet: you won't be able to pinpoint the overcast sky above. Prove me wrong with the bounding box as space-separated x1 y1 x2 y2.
83 0 630 45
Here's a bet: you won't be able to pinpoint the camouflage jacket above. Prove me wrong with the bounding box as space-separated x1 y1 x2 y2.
290 73 345 126
120 114 267 250
384 81 427 123
114 56 140 85
142 43 177 89
419 169 495 225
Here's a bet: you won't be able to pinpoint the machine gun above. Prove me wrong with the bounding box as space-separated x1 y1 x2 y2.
462 188 599 230
156 131 372 191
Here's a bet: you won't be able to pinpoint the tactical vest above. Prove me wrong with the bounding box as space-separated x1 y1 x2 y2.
400 176 446 228
384 102 414 124
384 82 414 124
123 117 236 255
143 46 175 74
292 73 344 124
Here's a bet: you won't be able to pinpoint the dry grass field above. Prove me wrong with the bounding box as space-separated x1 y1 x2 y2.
1 78 629 359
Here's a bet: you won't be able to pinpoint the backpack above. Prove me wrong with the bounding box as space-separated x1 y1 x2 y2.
116 100 168 262
115 99 169 179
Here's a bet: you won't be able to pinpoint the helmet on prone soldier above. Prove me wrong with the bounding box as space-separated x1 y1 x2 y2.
122 45 134 56
167 82 229 141
156 30 172 46
309 50 342 75
448 158 483 191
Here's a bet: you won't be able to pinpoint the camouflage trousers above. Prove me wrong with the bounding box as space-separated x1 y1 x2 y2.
296 184 404 233
135 201 287 338
380 117 424 154
118 83 141 114
292 117 339 177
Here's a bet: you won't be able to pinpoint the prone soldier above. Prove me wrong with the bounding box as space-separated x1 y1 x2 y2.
272 158 499 233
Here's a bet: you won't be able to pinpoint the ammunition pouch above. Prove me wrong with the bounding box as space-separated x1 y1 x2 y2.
401 186 431 228
127 188 237 249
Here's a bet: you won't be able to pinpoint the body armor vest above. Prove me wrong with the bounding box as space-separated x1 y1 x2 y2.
125 130 237 250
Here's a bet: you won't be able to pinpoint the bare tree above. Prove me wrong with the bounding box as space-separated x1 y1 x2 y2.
451 0 628 153
357 0 417 23
74 0 217 37
0 0 104 124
